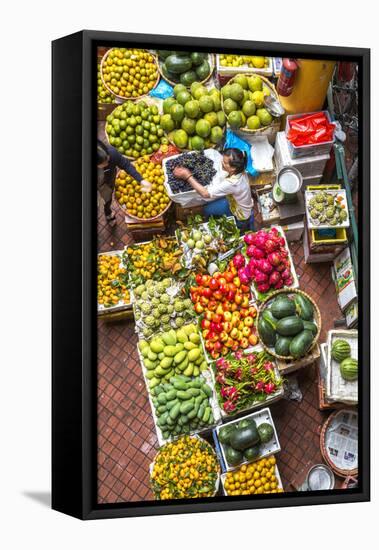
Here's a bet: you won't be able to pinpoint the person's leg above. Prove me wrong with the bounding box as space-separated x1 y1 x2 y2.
104 199 115 221
203 197 232 219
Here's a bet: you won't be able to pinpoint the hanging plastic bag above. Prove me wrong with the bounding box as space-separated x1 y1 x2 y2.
223 129 258 176
287 112 335 146
149 79 174 99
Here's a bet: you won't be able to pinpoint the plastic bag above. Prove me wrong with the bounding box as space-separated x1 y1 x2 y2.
287 112 335 146
224 129 258 176
149 79 174 99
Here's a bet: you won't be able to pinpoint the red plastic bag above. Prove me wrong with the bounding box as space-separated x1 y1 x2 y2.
287 112 335 146
151 144 180 164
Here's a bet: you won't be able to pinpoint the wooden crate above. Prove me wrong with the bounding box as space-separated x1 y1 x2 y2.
174 203 205 223
277 344 320 375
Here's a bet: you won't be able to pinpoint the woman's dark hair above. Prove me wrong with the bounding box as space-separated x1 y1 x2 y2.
97 140 109 166
222 148 247 174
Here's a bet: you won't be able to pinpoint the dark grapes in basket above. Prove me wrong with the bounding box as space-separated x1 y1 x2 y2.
166 152 217 194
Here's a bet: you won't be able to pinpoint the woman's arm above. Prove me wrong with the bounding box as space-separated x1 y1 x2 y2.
109 145 151 191
172 166 210 199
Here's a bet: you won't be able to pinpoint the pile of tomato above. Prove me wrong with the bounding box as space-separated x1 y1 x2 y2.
189 259 258 360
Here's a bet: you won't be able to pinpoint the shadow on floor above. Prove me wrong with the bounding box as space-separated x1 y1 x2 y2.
22 491 51 508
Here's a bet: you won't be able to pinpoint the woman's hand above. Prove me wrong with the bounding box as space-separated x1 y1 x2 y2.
173 166 192 180
140 179 152 193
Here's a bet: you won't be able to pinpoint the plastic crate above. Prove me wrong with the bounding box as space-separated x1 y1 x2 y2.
310 227 348 248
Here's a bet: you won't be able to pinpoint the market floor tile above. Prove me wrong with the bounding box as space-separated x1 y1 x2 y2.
97 202 343 503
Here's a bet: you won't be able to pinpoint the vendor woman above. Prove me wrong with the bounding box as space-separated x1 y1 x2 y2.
173 148 254 230
97 139 152 223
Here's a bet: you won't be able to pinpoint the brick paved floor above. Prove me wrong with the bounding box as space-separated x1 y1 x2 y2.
97 200 344 503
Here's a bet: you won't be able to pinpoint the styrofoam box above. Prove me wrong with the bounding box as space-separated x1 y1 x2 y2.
281 220 304 242
208 345 284 421
214 407 281 471
220 463 283 495
216 55 273 77
326 329 358 405
162 148 223 207
285 111 335 159
275 131 330 179
97 250 132 314
136 336 222 447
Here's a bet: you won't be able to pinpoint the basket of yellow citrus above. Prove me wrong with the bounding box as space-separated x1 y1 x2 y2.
115 156 171 221
150 435 220 500
221 455 284 496
100 47 160 101
97 252 131 313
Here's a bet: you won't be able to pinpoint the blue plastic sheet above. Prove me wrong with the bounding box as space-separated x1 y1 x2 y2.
149 79 174 99
224 129 258 177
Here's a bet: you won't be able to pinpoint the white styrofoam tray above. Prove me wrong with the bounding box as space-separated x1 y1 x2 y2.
326 329 358 404
305 189 350 229
220 463 283 495
216 55 273 77
136 334 221 446
215 407 281 471
208 345 284 419
97 250 132 313
244 226 299 301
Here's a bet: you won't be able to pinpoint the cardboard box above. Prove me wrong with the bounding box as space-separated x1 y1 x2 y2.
281 220 305 242
332 247 358 311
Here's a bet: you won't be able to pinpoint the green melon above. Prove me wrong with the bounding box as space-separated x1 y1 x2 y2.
331 339 351 363
340 357 358 381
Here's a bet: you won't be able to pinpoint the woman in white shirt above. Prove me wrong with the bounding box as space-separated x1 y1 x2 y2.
173 148 254 230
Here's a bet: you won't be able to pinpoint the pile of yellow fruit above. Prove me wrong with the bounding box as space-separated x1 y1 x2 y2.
97 63 115 104
97 254 130 308
125 237 183 283
219 54 269 69
151 436 220 500
223 455 284 496
115 156 170 220
101 48 159 99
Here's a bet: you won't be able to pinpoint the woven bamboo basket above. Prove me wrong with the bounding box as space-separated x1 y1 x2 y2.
221 73 281 135
100 48 160 102
256 288 322 361
158 54 215 88
320 409 358 477
114 168 172 222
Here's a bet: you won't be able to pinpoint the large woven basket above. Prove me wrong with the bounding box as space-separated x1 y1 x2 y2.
320 409 358 477
114 167 172 222
158 53 215 88
256 288 322 361
100 48 160 102
221 73 281 135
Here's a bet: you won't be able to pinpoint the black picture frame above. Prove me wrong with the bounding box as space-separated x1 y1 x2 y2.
52 30 370 520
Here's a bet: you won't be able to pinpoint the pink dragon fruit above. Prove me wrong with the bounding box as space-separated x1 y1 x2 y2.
238 267 251 284
233 253 245 269
258 259 273 274
251 246 266 260
265 238 280 253
269 271 281 286
246 244 256 258
254 232 269 251
276 263 286 273
281 268 291 280
274 279 284 289
257 282 270 293
280 248 289 258
267 251 282 267
243 232 255 245
254 269 268 284
248 258 258 273
269 227 279 236
283 277 294 287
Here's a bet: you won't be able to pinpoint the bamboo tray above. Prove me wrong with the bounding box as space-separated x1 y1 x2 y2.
157 53 215 88
256 288 322 361
320 408 358 477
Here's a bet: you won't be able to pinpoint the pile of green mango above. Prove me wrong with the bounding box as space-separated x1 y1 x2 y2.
138 323 208 390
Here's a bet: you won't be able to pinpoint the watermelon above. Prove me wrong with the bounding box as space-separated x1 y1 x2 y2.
340 357 358 381
331 339 351 363
257 423 274 443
